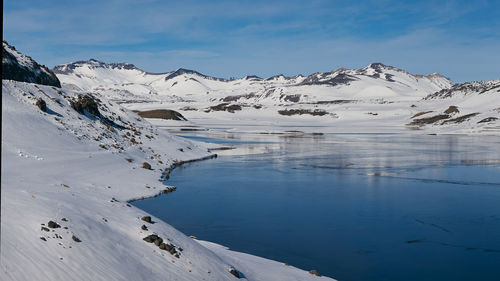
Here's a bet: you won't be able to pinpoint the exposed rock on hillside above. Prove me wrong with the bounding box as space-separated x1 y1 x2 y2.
135 109 187 121
2 41 61 87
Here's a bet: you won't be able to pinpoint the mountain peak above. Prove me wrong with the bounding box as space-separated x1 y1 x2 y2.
367 62 387 69
53 59 142 74
164 68 226 82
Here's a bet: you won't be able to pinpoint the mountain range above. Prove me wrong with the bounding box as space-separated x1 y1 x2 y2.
51 57 499 134
2 40 499 134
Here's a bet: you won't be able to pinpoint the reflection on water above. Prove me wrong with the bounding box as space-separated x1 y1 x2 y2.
133 131 500 281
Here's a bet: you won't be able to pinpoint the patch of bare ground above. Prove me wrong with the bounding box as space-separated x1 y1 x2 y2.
134 109 186 121
278 109 329 116
409 114 450 126
204 103 242 113
411 111 433 119
444 106 459 115
441 113 480 124
478 117 498 123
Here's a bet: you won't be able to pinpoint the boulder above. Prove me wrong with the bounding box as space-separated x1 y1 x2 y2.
229 268 240 278
72 235 81 242
154 238 163 246
309 270 321 276
48 221 60 228
36 98 47 112
143 234 159 243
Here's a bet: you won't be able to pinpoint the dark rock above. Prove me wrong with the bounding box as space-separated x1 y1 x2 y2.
40 237 47 241
411 111 433 119
298 72 358 86
222 93 257 102
309 270 321 276
409 114 450 126
141 162 151 169
2 41 61 87
135 109 187 121
444 106 459 115
278 109 329 116
205 103 242 113
143 234 159 243
48 221 60 228
154 238 163 246
141 225 148 231
72 235 81 242
478 117 498 123
229 268 240 278
41 226 50 232
141 216 152 223
36 98 47 112
70 94 100 117
164 243 174 251
61 218 68 222
441 113 480 124
159 243 167 250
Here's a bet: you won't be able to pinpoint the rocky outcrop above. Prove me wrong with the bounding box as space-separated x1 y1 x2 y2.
2 41 61 87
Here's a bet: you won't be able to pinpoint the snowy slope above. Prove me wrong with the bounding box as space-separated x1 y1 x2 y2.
406 79 500 134
1 79 335 280
53 59 499 134
53 60 450 111
54 58 500 134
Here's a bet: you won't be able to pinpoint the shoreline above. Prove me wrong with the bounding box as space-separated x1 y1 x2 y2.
2 80 335 281
127 153 218 203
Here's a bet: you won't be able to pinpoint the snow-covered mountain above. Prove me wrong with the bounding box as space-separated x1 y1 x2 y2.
2 45 335 280
406 79 500 134
54 59 452 107
52 58 499 134
2 41 61 87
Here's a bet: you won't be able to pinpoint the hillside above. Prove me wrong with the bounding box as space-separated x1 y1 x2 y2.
54 59 452 107
52 59 499 134
2 41 61 87
403 80 500 134
2 48 334 280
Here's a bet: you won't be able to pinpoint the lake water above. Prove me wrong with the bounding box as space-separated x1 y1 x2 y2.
133 130 500 281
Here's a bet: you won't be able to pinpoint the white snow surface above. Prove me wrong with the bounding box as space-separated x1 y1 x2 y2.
53 60 500 134
1 80 334 281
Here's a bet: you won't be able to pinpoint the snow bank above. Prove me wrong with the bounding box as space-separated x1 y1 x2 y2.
1 80 335 281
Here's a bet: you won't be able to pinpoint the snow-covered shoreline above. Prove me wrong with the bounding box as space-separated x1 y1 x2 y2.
1 80 334 281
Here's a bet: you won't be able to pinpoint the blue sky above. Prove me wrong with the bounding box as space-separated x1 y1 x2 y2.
4 0 500 82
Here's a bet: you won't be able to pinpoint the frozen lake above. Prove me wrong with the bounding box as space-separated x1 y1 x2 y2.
133 130 500 281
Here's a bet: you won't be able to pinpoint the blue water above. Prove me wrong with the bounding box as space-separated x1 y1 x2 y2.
133 132 500 281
